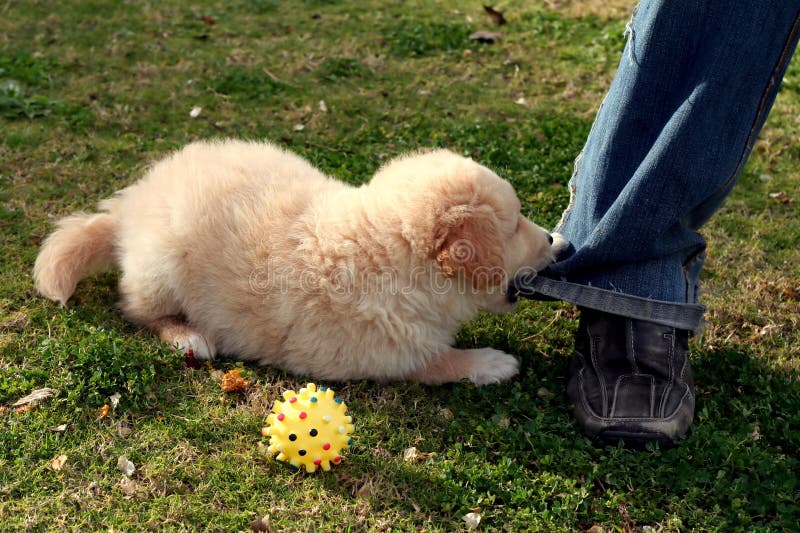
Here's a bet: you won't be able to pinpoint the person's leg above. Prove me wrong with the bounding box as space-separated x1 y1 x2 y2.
514 0 800 446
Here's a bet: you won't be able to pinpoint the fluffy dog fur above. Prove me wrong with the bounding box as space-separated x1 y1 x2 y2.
34 140 554 385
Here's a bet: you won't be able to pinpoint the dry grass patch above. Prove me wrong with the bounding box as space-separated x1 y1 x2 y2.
543 0 636 20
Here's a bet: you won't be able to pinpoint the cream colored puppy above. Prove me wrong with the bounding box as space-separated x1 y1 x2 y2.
34 140 553 385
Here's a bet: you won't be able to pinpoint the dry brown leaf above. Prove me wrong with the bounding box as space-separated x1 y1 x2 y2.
97 404 110 420
469 30 502 43
119 476 137 497
221 369 250 393
12 387 56 407
250 515 274 533
483 5 507 25
462 512 481 529
782 287 800 301
50 454 68 471
537 387 555 399
768 191 792 204
117 455 136 477
403 447 437 462
355 479 375 499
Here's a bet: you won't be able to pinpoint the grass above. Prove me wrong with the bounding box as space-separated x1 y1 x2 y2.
1 0 799 531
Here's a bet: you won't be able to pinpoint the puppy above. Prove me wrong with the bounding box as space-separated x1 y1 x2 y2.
34 140 554 385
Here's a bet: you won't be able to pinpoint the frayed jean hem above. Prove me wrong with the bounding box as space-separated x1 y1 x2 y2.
516 277 706 334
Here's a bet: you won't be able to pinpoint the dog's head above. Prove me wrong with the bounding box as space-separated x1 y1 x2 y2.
369 149 554 313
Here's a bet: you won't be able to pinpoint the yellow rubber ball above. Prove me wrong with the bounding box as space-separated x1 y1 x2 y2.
262 383 355 473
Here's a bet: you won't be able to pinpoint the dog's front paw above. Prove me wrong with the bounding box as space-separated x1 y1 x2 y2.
173 331 217 360
468 348 519 386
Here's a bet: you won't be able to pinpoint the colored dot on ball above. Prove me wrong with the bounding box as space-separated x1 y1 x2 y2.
319 387 327 392
338 426 345 434
323 415 332 423
333 456 342 463
298 449 306 456
323 443 331 451
314 459 322 466
289 433 297 441
299 412 307 419
348 437 354 446
309 429 318 437
335 397 343 404
289 396 297 403
310 397 318 403
277 413 285 421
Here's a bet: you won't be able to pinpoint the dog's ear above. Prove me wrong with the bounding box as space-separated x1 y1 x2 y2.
434 204 505 288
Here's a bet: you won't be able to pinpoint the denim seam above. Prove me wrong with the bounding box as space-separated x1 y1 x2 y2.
517 277 706 332
717 8 800 196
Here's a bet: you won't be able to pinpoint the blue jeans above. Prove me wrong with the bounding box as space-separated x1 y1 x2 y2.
519 0 800 333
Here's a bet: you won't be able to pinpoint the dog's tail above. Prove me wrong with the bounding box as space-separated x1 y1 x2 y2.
33 211 118 306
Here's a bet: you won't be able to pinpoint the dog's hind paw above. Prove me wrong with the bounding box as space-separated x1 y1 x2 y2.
468 348 519 386
173 331 217 360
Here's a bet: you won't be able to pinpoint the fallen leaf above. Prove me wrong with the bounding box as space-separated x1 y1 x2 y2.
117 455 135 477
200 15 216 25
109 392 121 410
537 387 555 399
50 454 68 471
116 422 133 437
462 512 481 529
782 287 800 301
403 447 437 462
49 424 68 432
403 446 419 462
355 479 375 499
292 123 305 131
250 515 272 532
220 369 250 393
469 30 502 44
189 106 202 118
439 407 454 420
97 404 110 420
768 191 792 204
12 387 56 407
587 526 605 533
119 476 137 497
483 5 507 25
0 406 7 414
318 100 328 112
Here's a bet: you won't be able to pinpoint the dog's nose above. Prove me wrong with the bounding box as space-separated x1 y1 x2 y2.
547 233 554 245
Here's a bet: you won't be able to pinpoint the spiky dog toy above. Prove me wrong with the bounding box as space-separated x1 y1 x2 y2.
262 383 354 473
